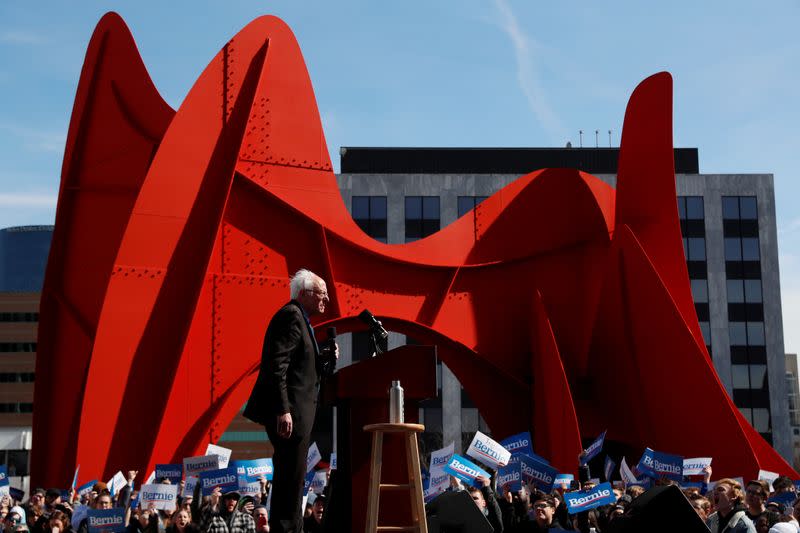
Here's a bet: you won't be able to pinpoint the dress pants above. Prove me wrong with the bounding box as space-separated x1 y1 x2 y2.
266 424 311 533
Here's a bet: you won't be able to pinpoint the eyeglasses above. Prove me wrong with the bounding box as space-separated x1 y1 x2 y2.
306 288 329 298
533 503 552 509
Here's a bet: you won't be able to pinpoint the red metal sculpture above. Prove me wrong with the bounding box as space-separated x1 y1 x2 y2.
32 12 796 486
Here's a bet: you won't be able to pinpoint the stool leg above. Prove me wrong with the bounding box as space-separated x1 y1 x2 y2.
365 431 384 533
405 432 428 533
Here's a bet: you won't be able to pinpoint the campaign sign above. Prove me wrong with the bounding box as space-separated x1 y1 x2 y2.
184 455 220 477
620 458 638 484
467 431 511 469
182 476 198 498
768 492 796 507
72 465 80 490
636 448 683 481
303 471 315 493
72 505 88 529
429 442 455 473
78 480 98 498
306 442 322 473
0 465 7 483
497 461 522 494
581 431 606 465
604 456 616 482
310 471 327 494
500 432 535 457
144 471 155 485
139 483 178 511
794 480 800 492
554 474 574 490
234 459 273 482
0 483 9 497
237 477 262 498
87 508 126 533
330 453 337 471
155 464 183 484
519 454 559 493
443 454 490 488
205 444 232 469
680 481 704 491
564 482 616 514
199 467 239 496
106 471 127 497
682 457 712 476
758 470 779 491
424 469 451 502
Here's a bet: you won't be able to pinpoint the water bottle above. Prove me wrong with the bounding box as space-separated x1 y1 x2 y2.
389 380 404 423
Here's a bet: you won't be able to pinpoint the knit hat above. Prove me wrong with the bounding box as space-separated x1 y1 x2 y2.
9 506 26 525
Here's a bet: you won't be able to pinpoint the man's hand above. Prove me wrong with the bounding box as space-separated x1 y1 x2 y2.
210 487 222 509
127 470 138 483
476 475 491 488
278 412 293 439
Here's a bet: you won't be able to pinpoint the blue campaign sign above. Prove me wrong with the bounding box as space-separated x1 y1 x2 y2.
199 467 239 496
636 448 683 481
155 464 183 484
303 471 315 493
0 465 7 483
233 458 274 481
443 454 490 488
78 480 98 497
87 509 126 533
500 432 534 457
564 482 616 514
497 460 522 494
581 431 606 465
518 454 559 493
769 492 796 507
72 465 80 490
604 456 616 482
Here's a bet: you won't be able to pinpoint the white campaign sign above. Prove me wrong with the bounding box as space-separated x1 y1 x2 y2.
758 470 778 491
205 444 232 469
467 431 511 469
139 484 178 511
183 476 198 498
619 457 638 484
184 455 220 477
429 442 455 473
310 471 327 494
306 442 322 473
682 457 712 476
107 471 127 496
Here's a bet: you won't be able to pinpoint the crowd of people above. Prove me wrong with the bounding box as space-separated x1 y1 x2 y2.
3 465 800 532
0 471 329 533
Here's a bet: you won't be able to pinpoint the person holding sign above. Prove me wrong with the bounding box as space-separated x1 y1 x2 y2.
243 269 337 533
466 476 503 533
199 487 254 533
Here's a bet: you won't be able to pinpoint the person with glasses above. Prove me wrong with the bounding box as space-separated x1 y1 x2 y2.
744 480 769 522
243 269 337 533
520 493 566 532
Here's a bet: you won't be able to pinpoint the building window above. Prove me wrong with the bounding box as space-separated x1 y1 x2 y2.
0 343 36 353
0 403 34 413
0 373 35 383
0 312 39 322
352 196 388 243
457 196 489 218
405 196 440 242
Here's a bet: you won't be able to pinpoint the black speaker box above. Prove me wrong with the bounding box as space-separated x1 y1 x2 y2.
604 485 710 533
425 490 494 533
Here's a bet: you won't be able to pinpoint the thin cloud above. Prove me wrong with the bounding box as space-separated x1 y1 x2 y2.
0 123 66 153
0 30 46 45
492 0 567 143
0 193 57 208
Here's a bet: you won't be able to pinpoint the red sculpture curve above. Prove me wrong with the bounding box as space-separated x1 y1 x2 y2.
32 12 796 487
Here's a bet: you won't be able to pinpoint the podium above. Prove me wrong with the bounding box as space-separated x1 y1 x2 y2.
322 345 437 533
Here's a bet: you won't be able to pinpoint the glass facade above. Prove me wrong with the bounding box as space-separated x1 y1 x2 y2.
722 196 771 440
457 196 489 218
0 226 53 292
352 196 388 243
405 196 440 242
678 196 711 353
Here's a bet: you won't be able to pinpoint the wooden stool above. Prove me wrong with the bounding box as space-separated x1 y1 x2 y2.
364 422 428 533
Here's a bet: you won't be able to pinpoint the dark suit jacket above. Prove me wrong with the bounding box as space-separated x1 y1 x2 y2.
243 301 319 438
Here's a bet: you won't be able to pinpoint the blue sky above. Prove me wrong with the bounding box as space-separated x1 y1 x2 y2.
1 1 799 350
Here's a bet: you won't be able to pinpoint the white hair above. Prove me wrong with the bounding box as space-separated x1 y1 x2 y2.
290 269 319 299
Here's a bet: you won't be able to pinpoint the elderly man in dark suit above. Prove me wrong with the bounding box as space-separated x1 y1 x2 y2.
243 269 337 533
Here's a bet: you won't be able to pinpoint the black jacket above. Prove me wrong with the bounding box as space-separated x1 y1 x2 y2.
243 301 321 438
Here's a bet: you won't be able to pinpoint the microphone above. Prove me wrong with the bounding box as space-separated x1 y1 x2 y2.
358 309 389 339
319 326 337 375
326 326 337 345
